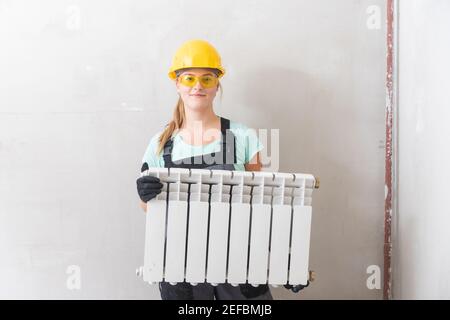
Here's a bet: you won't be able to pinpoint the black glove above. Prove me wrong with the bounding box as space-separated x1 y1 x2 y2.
136 175 163 202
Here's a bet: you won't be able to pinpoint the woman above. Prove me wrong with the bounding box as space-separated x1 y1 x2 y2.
136 39 272 300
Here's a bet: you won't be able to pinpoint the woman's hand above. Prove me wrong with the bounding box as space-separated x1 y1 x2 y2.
136 176 163 203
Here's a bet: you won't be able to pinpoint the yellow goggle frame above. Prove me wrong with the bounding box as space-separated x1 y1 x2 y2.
178 74 219 89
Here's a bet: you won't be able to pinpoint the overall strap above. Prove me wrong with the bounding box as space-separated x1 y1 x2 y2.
162 137 174 168
220 117 237 164
220 116 229 134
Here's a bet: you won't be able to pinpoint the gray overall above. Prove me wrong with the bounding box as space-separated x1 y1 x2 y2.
159 116 273 300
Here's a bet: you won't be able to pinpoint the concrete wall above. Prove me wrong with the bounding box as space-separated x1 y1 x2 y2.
0 0 386 299
393 0 450 299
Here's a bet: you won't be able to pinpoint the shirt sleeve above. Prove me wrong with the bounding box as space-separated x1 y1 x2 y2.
244 126 264 164
141 132 164 170
231 121 264 165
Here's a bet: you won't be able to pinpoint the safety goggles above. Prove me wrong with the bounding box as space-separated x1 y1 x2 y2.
178 74 219 89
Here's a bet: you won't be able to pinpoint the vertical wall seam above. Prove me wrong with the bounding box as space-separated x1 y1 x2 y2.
385 0 398 300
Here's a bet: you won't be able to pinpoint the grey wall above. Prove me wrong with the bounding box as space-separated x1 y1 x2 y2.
0 0 386 299
394 0 450 299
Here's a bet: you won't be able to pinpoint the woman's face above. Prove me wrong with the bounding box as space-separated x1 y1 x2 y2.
176 68 219 111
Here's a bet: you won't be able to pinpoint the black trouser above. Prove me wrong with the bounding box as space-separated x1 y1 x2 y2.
159 282 273 300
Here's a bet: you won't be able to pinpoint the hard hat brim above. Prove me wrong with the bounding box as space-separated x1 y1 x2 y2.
168 67 225 80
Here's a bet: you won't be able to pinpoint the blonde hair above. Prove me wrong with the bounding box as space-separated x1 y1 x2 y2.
156 83 223 156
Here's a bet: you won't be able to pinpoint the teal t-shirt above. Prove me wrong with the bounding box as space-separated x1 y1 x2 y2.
141 119 264 171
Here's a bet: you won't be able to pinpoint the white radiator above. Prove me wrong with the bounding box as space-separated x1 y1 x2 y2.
137 168 318 287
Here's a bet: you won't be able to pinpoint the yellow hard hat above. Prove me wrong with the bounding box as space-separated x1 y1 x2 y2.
168 39 226 80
